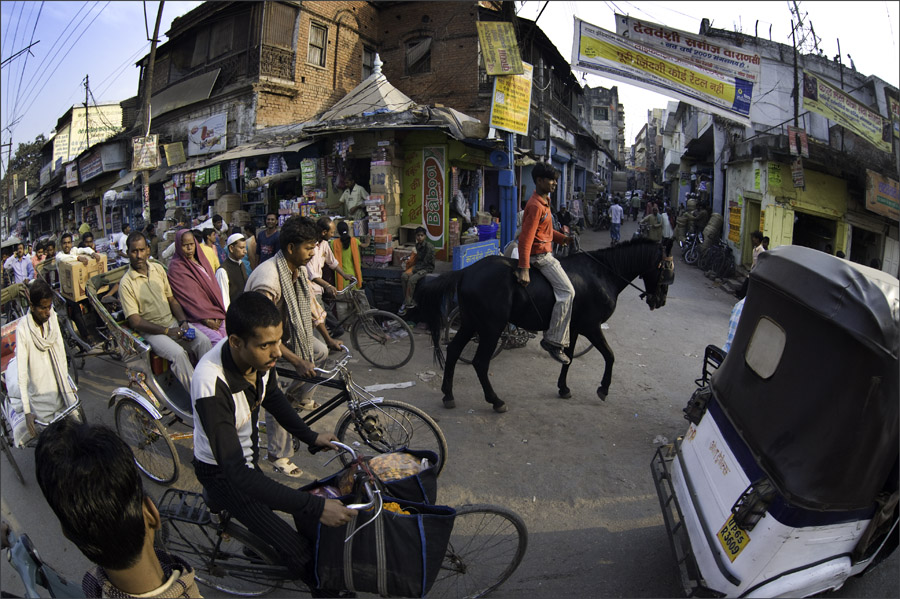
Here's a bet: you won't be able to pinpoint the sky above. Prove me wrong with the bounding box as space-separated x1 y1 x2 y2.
1 0 898 176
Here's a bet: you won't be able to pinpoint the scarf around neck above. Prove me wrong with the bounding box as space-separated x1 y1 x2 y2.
23 308 77 413
275 251 314 362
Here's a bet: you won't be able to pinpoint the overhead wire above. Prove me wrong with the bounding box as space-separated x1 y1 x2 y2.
12 1 91 126
1 1 17 59
11 1 44 128
4 1 27 128
94 41 151 99
16 2 110 133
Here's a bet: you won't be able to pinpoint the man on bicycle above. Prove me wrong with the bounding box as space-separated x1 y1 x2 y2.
191 291 355 594
515 162 574 365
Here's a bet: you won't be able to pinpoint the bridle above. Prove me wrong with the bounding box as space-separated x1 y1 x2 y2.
578 244 672 301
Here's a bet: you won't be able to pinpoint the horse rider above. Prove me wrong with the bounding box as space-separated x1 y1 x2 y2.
515 162 574 365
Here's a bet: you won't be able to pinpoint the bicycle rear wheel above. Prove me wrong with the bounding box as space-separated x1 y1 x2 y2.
444 308 502 365
114 396 179 485
428 504 528 599
572 335 593 359
351 309 415 369
160 520 284 596
335 399 448 475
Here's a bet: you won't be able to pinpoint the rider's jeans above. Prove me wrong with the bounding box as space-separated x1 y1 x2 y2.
265 335 328 461
530 252 574 348
144 323 213 393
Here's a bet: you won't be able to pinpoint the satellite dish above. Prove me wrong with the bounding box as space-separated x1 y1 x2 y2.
489 150 509 168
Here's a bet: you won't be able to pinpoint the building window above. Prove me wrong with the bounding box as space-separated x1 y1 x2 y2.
363 46 376 79
209 18 234 59
405 38 432 75
593 106 609 121
308 22 327 67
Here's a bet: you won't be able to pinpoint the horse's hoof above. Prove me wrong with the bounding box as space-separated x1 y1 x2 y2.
492 400 508 413
442 398 456 409
559 388 572 399
597 388 608 401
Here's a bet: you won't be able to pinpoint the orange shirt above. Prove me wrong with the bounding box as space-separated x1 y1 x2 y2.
517 192 567 268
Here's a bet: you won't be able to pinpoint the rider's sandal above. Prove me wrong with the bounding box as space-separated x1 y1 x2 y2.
298 399 320 411
268 457 303 477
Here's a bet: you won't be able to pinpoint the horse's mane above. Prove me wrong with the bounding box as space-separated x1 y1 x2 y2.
583 238 659 274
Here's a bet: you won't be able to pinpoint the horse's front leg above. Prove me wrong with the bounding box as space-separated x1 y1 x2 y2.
471 328 506 413
441 322 474 409
557 331 578 399
581 327 614 400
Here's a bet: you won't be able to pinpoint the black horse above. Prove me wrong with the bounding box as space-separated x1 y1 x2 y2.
416 238 674 412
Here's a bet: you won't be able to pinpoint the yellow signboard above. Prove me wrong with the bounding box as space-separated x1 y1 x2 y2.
728 205 741 243
802 70 891 153
865 169 899 220
489 62 533 136
767 163 782 190
476 22 524 76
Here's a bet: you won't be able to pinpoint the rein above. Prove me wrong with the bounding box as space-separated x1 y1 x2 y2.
575 248 652 299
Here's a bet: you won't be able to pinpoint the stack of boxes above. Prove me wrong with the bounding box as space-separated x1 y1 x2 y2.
59 254 109 302
214 193 242 225
368 140 404 266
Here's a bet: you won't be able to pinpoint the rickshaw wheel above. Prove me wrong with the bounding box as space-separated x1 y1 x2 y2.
114 396 179 485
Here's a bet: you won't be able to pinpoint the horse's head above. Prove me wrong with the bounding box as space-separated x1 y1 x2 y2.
641 238 674 310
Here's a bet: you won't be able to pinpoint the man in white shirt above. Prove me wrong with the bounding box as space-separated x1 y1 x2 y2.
215 233 248 310
115 223 131 265
339 174 369 220
306 217 353 337
608 199 624 245
56 232 105 346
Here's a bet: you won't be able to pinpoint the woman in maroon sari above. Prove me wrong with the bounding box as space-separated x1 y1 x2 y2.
168 229 227 343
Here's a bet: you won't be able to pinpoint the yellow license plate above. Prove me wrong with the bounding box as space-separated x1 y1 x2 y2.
717 514 750 562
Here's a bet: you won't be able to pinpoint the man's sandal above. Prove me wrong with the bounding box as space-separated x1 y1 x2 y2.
268 457 303 477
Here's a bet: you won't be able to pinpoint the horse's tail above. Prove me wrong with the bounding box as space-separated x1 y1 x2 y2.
414 269 464 369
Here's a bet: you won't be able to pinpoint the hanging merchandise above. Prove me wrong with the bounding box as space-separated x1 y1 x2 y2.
267 154 283 177
208 164 222 183
301 158 317 187
195 168 208 187
229 160 239 181
280 156 289 173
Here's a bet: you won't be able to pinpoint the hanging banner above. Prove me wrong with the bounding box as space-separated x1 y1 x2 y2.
65 163 79 188
890 96 900 139
489 62 534 136
615 15 761 85
571 17 752 125
865 169 899 220
132 134 159 170
791 157 805 188
801 70 891 153
423 147 446 249
787 126 809 157
476 22 524 75
187 112 227 156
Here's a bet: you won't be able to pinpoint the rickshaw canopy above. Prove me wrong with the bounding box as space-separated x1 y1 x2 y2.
713 245 899 511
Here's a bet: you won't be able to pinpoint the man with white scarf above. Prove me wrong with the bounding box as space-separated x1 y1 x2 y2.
5 279 79 446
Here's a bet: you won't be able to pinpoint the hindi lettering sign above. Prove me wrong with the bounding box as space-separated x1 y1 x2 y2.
476 22 524 75
79 151 104 182
791 157 805 188
164 142 186 166
802 70 891 153
489 62 533 136
754 168 760 190
787 126 809 157
615 15 761 85
423 147 446 248
728 204 741 243
572 17 752 125
890 96 900 139
865 169 899 220
767 163 782 190
132 135 159 170
65 163 79 188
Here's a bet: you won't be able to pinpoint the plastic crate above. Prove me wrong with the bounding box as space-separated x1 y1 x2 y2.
477 223 498 241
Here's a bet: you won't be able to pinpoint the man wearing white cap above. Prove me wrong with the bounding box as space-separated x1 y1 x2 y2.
215 233 248 310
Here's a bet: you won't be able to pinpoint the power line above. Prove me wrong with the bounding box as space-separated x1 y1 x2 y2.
4 1 27 127
12 1 90 127
94 41 151 99
16 2 110 133
11 2 44 127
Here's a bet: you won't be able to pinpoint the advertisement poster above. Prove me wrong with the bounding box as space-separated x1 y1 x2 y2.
489 62 533 136
65 163 79 188
132 135 159 170
890 96 900 139
476 22 524 75
164 142 186 166
791 157 805 188
615 15 761 85
423 147 446 248
728 204 741 243
187 112 227 156
572 17 752 125
787 126 810 157
79 151 104 182
865 169 899 220
767 163 782 189
754 168 760 190
802 70 891 153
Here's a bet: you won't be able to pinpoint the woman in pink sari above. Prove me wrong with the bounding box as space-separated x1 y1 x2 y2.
168 229 227 343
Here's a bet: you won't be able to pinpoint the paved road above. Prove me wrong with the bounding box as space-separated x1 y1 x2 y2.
2 219 897 597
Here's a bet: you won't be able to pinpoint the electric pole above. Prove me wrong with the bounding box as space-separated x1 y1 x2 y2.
139 1 165 224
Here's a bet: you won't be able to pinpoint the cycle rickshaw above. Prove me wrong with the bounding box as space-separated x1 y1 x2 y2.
86 263 447 485
652 245 899 597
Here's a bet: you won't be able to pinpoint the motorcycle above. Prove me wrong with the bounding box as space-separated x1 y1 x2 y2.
652 246 899 597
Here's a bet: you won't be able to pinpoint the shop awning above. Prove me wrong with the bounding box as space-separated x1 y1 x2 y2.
208 139 316 164
110 170 136 190
150 69 219 119
168 157 210 174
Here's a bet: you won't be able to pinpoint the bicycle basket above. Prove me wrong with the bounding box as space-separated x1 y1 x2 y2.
312 496 456 597
351 289 371 312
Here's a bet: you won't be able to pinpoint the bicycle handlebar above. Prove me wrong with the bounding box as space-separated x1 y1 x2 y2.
312 345 352 376
33 399 81 428
332 278 359 297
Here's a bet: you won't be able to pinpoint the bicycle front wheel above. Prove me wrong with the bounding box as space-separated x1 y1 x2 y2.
572 335 593 359
335 400 448 475
351 309 415 369
114 396 179 485
160 520 283 596
428 504 528 599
